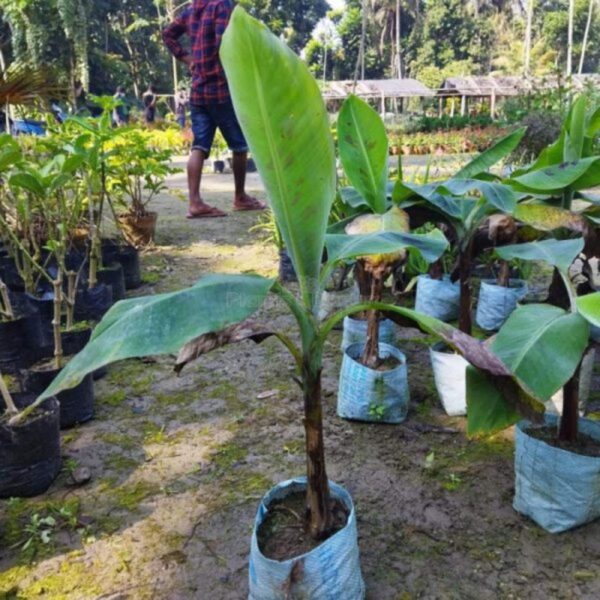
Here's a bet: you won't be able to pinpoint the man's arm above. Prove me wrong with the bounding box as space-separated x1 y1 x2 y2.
162 8 193 66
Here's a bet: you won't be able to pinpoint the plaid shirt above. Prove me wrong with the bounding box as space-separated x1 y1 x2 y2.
162 0 233 105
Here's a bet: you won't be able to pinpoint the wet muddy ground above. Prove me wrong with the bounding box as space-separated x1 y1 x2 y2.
1 161 600 600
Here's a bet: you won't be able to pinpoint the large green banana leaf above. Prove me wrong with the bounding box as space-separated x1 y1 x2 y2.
495 237 584 275
220 8 336 310
466 367 520 436
509 157 600 193
37 274 276 402
338 95 388 214
454 128 525 180
325 229 448 266
490 304 589 401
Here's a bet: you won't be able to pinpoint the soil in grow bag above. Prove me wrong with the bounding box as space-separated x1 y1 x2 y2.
525 427 600 458
0 394 61 498
26 360 94 429
257 491 349 561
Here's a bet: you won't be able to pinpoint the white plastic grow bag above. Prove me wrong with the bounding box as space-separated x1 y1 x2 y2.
430 344 469 416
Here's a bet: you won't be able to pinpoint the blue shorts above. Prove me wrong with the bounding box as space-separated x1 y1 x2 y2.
190 100 248 155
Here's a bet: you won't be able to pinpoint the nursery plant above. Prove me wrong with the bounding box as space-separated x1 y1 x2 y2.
337 94 411 369
393 127 526 335
106 127 177 247
31 8 449 594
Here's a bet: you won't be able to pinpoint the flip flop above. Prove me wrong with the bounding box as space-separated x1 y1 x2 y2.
186 206 228 219
233 197 267 212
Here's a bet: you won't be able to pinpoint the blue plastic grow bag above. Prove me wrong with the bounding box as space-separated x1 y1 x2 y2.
248 477 365 600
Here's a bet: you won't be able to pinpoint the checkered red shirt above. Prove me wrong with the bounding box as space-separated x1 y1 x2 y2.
162 0 233 105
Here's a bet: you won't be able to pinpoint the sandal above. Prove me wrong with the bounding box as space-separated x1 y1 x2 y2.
186 205 228 219
233 196 267 212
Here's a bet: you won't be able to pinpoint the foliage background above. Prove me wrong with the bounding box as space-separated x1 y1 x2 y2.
0 0 598 103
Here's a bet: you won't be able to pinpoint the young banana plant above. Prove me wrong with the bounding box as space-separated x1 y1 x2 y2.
31 8 448 541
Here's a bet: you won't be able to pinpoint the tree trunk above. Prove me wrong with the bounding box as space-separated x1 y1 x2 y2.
567 0 575 75
578 0 595 74
429 260 444 280
361 274 383 369
559 363 581 442
303 362 332 540
395 0 402 79
524 0 534 76
458 245 473 335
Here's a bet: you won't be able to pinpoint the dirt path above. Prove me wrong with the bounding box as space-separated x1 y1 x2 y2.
1 165 600 600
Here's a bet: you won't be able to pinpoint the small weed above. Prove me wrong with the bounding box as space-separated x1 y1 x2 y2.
141 272 161 285
368 401 387 420
100 389 128 407
442 473 463 491
143 423 167 444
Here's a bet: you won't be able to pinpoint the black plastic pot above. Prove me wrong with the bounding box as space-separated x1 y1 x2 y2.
278 249 297 282
101 238 120 266
26 364 94 429
0 316 27 372
117 246 142 290
0 255 24 291
10 294 47 365
97 262 126 302
75 284 113 321
62 326 92 356
213 159 225 174
0 394 61 498
24 292 55 353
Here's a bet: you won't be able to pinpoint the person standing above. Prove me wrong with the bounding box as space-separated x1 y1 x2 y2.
113 86 129 126
143 85 158 125
174 89 188 128
162 0 264 218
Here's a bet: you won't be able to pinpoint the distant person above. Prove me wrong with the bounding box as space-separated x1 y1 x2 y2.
162 0 265 218
174 89 188 128
143 85 158 124
113 86 129 126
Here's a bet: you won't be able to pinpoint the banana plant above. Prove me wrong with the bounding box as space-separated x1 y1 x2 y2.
337 95 411 368
508 95 600 211
392 129 526 334
469 237 599 443
26 7 447 541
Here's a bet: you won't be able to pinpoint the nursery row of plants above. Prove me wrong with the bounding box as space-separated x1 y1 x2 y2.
2 8 600 598
0 100 180 496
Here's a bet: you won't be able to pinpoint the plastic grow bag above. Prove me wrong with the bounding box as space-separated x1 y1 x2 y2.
430 343 469 416
514 416 600 533
475 279 528 331
341 316 396 352
414 275 460 322
249 477 365 600
338 343 409 423
318 285 359 323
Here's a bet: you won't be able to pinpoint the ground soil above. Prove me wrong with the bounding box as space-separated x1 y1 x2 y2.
526 426 600 458
256 491 349 561
1 157 600 599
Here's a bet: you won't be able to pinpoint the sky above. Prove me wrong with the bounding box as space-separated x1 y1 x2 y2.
328 0 346 9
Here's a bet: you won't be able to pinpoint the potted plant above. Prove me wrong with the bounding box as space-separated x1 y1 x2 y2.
0 368 61 498
1 151 95 428
393 131 526 415
335 95 447 424
462 236 600 533
33 9 448 597
107 129 176 247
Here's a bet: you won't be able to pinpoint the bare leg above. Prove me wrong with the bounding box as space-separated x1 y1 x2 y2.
187 149 227 218
188 149 205 207
232 151 266 210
